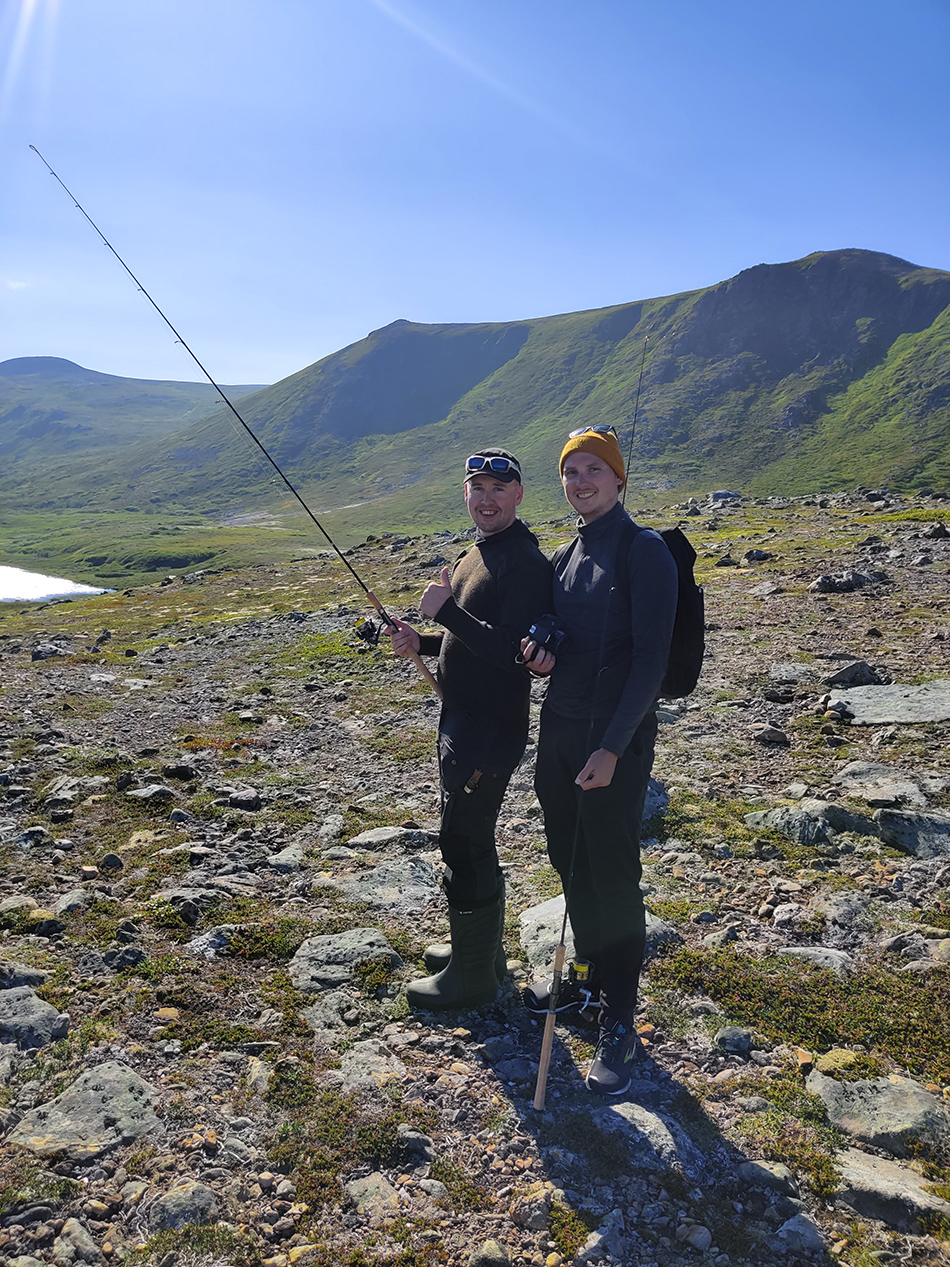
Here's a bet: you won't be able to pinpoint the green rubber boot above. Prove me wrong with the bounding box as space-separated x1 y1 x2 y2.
423 879 507 981
407 897 502 1012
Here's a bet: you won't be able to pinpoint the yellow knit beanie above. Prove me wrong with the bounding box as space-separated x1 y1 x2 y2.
559 428 626 485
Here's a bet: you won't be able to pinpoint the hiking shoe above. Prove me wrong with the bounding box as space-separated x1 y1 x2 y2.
523 959 599 1018
585 1018 640 1095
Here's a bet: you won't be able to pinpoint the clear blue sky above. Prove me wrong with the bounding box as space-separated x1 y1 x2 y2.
2 0 949 384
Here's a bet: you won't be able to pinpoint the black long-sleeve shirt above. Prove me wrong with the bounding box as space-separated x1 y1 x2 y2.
417 518 552 728
545 502 678 756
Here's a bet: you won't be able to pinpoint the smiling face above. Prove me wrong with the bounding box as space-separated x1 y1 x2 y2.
561 447 624 523
464 472 523 535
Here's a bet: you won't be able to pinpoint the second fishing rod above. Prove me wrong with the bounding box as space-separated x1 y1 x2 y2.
30 143 441 699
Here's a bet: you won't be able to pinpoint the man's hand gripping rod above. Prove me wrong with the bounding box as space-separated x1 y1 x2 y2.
29 145 441 699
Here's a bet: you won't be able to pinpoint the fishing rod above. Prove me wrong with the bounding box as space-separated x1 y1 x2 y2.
29 144 440 698
621 334 648 510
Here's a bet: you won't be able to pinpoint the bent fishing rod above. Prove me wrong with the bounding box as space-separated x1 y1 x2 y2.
29 144 440 698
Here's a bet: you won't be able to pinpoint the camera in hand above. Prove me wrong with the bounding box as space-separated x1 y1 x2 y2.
518 613 566 665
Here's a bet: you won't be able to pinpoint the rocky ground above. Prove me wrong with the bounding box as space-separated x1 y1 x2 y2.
2 487 950 1267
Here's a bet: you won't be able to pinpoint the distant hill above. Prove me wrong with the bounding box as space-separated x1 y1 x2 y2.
5 250 950 541
0 357 267 468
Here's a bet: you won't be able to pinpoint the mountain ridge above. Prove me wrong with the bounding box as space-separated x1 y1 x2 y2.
4 249 950 549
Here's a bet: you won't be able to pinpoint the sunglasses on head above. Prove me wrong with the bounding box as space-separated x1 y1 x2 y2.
568 424 617 439
465 454 521 477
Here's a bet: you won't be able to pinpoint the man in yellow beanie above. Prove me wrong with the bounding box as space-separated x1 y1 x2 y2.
521 424 678 1095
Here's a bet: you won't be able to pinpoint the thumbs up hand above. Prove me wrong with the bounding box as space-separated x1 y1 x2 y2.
421 566 453 618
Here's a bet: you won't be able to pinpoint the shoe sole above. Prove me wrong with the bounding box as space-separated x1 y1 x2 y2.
585 1069 632 1095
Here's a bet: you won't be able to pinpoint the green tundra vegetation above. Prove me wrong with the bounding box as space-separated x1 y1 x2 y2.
3 248 950 587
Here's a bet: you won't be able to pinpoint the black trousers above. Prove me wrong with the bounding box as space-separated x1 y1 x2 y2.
535 704 658 1025
437 708 525 910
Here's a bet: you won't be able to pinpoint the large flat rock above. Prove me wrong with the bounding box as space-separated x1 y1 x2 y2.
0 986 70 1049
835 679 950 725
289 928 402 994
329 857 440 914
8 1061 159 1160
836 1147 950 1233
519 895 680 972
806 1069 950 1158
874 808 950 859
594 1101 708 1178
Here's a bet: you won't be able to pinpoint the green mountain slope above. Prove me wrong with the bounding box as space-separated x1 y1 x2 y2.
4 249 950 587
0 357 267 468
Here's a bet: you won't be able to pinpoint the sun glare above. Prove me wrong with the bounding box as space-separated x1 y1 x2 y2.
1 0 59 126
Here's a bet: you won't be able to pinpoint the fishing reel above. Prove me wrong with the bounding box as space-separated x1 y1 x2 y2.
355 617 381 646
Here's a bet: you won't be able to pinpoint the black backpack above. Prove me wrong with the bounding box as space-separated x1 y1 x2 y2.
611 521 704 698
655 526 705 697
551 519 705 698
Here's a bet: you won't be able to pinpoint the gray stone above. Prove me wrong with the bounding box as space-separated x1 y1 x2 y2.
823 660 882 688
576 1208 626 1264
32 643 65 661
702 924 739 948
776 946 854 974
806 1069 950 1157
346 825 428 850
744 805 830 846
338 1038 406 1091
813 891 872 932
595 1100 707 1177
835 1146 950 1232
834 678 950 725
184 924 246 959
715 1026 756 1055
318 813 345 845
289 928 401 993
51 888 88 916
874 808 950 858
809 569 878 594
148 1179 217 1230
0 987 70 1049
832 761 927 808
331 856 440 914
770 662 815 683
398 1123 435 1161
345 1172 400 1221
737 1160 799 1196
752 724 789 745
775 1213 825 1253
51 1217 101 1264
266 842 306 872
0 961 50 990
519 894 680 972
509 1185 552 1229
126 784 175 802
228 787 261 811
467 1241 509 1267
8 1061 159 1159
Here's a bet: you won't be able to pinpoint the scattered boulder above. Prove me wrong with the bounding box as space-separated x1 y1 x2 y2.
835 1146 950 1232
346 825 430 851
126 784 175 802
823 660 884 688
776 946 853 974
338 1039 406 1091
51 1217 101 1264
148 1179 217 1230
833 679 950 725
330 856 440 914
809 569 880 594
874 808 950 858
595 1101 707 1177
266 842 306 872
0 986 70 1048
467 1241 510 1267
805 1069 950 1158
8 1061 159 1159
289 928 402 993
228 787 261 811
832 761 927 808
0 961 50 990
345 1172 400 1222
776 1213 825 1253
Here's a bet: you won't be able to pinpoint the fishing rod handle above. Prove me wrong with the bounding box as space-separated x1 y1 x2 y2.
366 591 443 699
533 941 566 1111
